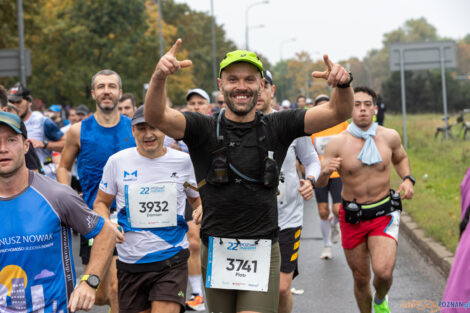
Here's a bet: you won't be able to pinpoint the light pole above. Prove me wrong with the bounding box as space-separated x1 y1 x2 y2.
280 37 296 61
247 24 264 50
245 0 269 50
279 38 295 102
210 0 218 91
17 0 26 86
157 0 164 57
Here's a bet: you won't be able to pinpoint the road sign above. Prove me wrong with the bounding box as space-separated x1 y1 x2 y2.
389 41 457 146
0 49 31 78
390 41 456 71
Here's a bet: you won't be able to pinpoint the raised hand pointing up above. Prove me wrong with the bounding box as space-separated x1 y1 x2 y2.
312 54 350 88
154 39 193 80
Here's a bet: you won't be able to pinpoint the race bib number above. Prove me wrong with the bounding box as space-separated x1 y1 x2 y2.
205 237 271 292
314 136 332 156
125 182 177 228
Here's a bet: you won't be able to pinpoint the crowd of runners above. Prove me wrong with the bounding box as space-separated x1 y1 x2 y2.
0 38 418 313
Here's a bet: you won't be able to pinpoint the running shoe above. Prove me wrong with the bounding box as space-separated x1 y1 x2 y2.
185 294 206 311
320 245 333 259
373 293 390 313
330 223 340 244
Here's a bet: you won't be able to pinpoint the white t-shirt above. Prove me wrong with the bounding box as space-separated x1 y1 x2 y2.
99 147 199 264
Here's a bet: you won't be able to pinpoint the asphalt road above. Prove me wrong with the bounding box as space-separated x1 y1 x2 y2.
73 197 448 313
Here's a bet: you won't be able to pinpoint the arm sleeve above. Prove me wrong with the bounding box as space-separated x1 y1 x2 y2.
99 157 118 196
295 136 321 181
44 118 64 141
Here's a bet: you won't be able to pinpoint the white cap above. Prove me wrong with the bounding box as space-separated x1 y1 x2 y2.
281 100 291 108
186 88 210 102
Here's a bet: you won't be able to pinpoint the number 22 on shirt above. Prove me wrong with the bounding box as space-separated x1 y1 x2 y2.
125 182 177 228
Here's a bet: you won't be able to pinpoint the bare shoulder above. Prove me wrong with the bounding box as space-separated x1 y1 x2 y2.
378 126 401 147
66 122 82 146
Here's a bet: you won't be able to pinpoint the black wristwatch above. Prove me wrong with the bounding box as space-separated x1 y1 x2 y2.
43 139 49 149
337 71 353 88
403 175 416 185
307 177 316 188
80 274 101 290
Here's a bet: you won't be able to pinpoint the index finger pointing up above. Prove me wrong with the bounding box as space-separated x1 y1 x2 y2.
167 38 182 56
323 54 334 71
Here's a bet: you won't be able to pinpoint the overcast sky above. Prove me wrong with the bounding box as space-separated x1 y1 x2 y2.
175 0 470 64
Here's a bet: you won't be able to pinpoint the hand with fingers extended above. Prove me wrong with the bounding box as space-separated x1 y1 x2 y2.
312 55 350 88
67 282 96 312
153 38 192 81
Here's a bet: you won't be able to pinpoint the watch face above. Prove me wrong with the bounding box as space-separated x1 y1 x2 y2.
88 275 100 288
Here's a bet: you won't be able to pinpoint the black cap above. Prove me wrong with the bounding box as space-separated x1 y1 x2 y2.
76 104 90 116
8 82 30 102
131 106 145 126
264 70 274 85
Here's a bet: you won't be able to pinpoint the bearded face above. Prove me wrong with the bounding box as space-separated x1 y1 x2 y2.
219 63 263 117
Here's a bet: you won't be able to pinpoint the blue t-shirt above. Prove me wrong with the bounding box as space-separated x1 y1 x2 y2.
0 171 104 312
77 114 136 209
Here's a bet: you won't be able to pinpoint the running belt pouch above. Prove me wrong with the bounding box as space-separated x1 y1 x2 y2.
263 157 279 188
116 249 190 273
344 203 360 224
389 189 402 212
207 147 229 185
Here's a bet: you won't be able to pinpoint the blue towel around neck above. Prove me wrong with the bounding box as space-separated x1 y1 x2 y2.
347 122 382 165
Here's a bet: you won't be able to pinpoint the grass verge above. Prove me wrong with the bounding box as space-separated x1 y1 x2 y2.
386 113 469 253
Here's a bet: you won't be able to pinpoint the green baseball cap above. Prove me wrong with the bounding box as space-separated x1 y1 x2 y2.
219 50 264 78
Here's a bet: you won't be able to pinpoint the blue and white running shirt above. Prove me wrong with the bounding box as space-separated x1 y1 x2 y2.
99 147 199 265
0 171 104 313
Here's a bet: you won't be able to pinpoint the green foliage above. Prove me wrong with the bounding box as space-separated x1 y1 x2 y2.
0 0 237 108
387 114 468 253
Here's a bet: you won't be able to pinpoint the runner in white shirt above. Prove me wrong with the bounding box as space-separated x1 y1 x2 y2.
94 106 202 313
256 70 321 313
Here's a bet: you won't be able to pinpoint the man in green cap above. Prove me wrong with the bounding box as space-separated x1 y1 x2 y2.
144 39 353 313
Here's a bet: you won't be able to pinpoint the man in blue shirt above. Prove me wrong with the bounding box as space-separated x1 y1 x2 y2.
58 69 136 313
0 111 116 312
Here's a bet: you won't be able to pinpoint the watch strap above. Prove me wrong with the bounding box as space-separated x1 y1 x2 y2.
337 71 353 88
403 175 415 185
80 274 100 290
307 177 316 188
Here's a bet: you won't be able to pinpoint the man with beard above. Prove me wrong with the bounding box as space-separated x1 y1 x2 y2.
58 69 136 313
256 70 320 313
144 40 353 313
